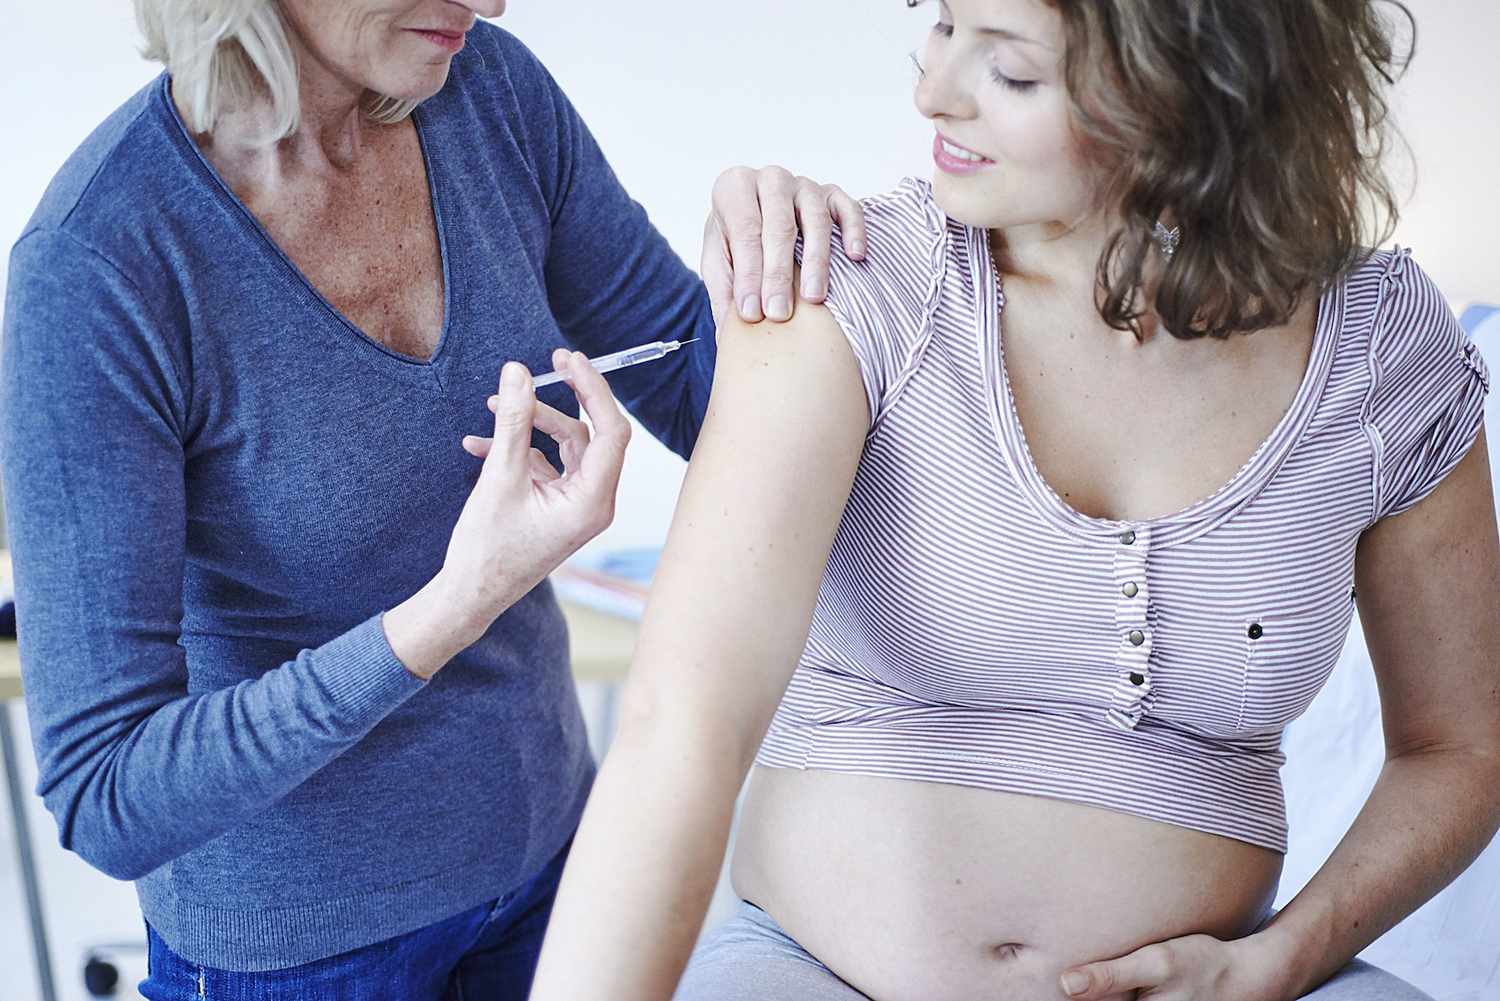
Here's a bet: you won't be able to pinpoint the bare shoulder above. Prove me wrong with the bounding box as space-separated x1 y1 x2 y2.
708 290 872 438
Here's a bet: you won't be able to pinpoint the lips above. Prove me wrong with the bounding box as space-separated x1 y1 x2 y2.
933 133 997 176
408 26 468 54
937 134 993 163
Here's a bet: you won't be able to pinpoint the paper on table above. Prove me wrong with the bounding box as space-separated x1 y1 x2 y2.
550 547 660 621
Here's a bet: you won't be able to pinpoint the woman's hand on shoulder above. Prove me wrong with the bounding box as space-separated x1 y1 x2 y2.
703 166 866 327
385 349 629 679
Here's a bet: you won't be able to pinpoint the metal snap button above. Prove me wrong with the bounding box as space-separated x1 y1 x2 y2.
1129 672 1145 686
1128 629 1145 646
1122 581 1139 598
1119 530 1136 546
1247 623 1263 640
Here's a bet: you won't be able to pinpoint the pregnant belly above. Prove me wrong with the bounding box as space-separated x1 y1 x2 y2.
730 766 1283 1001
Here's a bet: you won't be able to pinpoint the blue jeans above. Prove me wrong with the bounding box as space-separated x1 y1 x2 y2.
138 836 571 1001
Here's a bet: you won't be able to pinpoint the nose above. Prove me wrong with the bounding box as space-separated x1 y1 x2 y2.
454 0 506 17
913 46 978 124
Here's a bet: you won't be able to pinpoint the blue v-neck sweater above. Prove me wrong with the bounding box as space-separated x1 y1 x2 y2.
0 22 715 970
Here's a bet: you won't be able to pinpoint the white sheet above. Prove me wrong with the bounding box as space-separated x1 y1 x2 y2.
1276 307 1500 1000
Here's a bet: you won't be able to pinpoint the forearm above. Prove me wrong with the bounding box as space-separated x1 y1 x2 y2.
382 569 493 679
528 721 742 1001
33 613 425 881
527 302 869 998
1257 747 1500 998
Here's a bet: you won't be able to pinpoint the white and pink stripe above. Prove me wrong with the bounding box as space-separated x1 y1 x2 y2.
770 178 1489 853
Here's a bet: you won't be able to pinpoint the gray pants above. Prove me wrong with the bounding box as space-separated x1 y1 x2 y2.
674 900 1435 1001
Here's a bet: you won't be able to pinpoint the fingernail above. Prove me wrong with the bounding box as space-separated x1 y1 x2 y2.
801 277 824 300
766 295 791 321
851 238 866 255
501 363 520 388
1061 972 1089 996
740 294 762 320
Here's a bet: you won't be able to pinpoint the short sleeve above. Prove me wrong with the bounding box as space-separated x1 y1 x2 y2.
794 178 946 436
1364 252 1491 522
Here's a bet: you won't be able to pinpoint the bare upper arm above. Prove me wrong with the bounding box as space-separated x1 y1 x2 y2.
1355 424 1500 758
612 298 872 768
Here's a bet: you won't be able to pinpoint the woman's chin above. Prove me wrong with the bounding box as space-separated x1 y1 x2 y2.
373 65 452 106
930 173 1009 231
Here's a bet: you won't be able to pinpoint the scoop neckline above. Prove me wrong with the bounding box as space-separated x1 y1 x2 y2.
976 227 1345 546
153 73 458 386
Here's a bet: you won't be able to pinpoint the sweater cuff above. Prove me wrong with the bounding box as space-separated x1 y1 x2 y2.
309 613 428 732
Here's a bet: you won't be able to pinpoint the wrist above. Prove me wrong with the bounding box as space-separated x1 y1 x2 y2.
1241 915 1323 1001
384 572 492 680
429 567 504 642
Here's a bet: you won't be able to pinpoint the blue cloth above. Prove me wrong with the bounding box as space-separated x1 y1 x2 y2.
139 835 572 1000
1459 303 1498 335
0 22 715 971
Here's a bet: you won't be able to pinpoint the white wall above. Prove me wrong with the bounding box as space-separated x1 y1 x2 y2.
1383 1 1500 306
1 3 1497 1000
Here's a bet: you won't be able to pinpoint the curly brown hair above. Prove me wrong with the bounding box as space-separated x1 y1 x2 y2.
1052 0 1417 339
911 0 1415 340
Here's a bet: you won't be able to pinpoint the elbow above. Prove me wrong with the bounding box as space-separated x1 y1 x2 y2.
62 820 167 882
80 844 159 883
610 676 763 779
42 788 167 883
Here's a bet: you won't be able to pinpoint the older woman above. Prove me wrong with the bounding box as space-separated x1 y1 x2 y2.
0 0 864 997
528 1 1500 999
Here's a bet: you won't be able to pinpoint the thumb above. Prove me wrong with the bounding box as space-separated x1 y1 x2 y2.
1061 945 1165 999
701 214 732 329
483 362 536 475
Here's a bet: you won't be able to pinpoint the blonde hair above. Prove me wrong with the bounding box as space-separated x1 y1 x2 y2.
134 0 420 140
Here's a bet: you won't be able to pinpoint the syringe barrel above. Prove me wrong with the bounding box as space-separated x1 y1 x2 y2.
596 343 667 372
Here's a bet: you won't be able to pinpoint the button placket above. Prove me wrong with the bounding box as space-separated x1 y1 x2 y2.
1108 524 1155 731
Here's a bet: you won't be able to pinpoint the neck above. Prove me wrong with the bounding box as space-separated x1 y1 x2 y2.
174 31 377 194
991 211 1114 287
990 214 1169 346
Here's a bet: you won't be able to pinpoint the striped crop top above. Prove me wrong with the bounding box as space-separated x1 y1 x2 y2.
764 178 1490 853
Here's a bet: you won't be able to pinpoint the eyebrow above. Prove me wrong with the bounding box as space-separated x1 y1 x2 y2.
931 0 1056 51
977 26 1053 50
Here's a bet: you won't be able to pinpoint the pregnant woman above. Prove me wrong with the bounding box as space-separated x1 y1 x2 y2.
0 0 863 997
528 1 1500 999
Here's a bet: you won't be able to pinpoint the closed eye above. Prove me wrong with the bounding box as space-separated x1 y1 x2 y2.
990 69 1039 94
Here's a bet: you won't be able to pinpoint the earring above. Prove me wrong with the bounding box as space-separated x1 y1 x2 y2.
1154 221 1181 261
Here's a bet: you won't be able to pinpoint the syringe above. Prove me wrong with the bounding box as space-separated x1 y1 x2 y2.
531 338 699 389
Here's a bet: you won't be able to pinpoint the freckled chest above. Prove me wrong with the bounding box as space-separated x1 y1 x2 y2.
237 120 445 362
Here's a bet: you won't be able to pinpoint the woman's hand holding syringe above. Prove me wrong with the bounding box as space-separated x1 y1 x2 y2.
383 347 631 680
383 338 699 683
465 338 700 455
